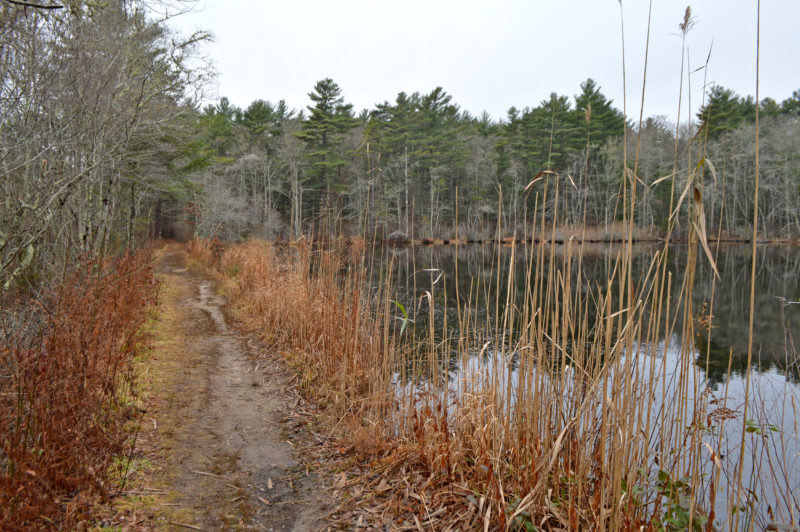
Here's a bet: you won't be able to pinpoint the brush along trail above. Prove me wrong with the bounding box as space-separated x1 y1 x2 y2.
111 245 329 531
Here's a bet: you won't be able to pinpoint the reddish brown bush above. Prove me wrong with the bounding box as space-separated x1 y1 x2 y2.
0 252 158 530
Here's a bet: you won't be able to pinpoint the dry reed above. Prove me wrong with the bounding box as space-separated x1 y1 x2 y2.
186 222 796 531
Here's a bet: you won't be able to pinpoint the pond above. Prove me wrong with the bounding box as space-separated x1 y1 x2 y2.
380 243 800 382
370 241 800 528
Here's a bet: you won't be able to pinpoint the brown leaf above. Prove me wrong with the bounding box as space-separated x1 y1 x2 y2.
692 186 720 279
524 170 557 193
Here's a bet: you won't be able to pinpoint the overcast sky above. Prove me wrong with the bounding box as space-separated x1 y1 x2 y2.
169 1 800 124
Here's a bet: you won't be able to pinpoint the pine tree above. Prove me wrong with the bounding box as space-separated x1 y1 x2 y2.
574 78 626 146
417 87 464 231
475 110 496 139
509 93 582 177
697 86 753 140
200 98 240 157
296 78 357 213
239 99 276 151
759 97 781 119
493 107 520 201
780 90 800 116
367 92 426 232
239 99 293 152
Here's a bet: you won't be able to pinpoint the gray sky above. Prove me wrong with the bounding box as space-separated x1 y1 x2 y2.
170 1 800 124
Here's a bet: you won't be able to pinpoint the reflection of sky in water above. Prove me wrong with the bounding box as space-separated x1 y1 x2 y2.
379 243 800 528
395 331 799 528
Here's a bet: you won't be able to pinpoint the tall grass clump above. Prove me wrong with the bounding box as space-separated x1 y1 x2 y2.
0 253 158 530
213 237 396 427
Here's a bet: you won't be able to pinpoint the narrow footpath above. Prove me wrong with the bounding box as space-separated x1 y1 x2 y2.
112 246 328 531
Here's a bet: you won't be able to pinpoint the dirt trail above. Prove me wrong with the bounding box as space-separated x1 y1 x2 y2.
121 247 328 531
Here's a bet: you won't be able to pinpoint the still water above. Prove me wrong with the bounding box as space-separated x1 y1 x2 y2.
379 243 800 383
372 242 800 528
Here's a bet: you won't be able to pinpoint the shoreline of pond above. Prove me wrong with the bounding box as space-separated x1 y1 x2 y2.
264 235 800 248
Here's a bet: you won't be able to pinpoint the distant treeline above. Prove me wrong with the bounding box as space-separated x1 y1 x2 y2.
184 80 800 241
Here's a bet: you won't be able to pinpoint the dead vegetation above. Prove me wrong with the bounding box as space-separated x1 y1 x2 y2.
185 227 798 531
0 253 158 530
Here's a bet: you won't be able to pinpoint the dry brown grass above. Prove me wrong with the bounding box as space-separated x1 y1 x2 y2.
185 222 799 531
186 237 655 529
0 252 158 530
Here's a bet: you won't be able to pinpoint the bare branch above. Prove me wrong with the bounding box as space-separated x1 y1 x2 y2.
2 0 64 9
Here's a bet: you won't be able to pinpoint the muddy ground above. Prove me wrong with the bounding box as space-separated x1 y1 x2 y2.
109 247 330 531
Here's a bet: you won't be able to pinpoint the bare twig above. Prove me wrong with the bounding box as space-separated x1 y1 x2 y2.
2 0 63 9
167 521 202 530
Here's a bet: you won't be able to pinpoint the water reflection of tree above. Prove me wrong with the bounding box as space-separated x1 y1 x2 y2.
692 245 800 383
373 243 800 383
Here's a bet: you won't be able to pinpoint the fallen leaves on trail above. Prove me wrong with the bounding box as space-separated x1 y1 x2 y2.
314 442 482 531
